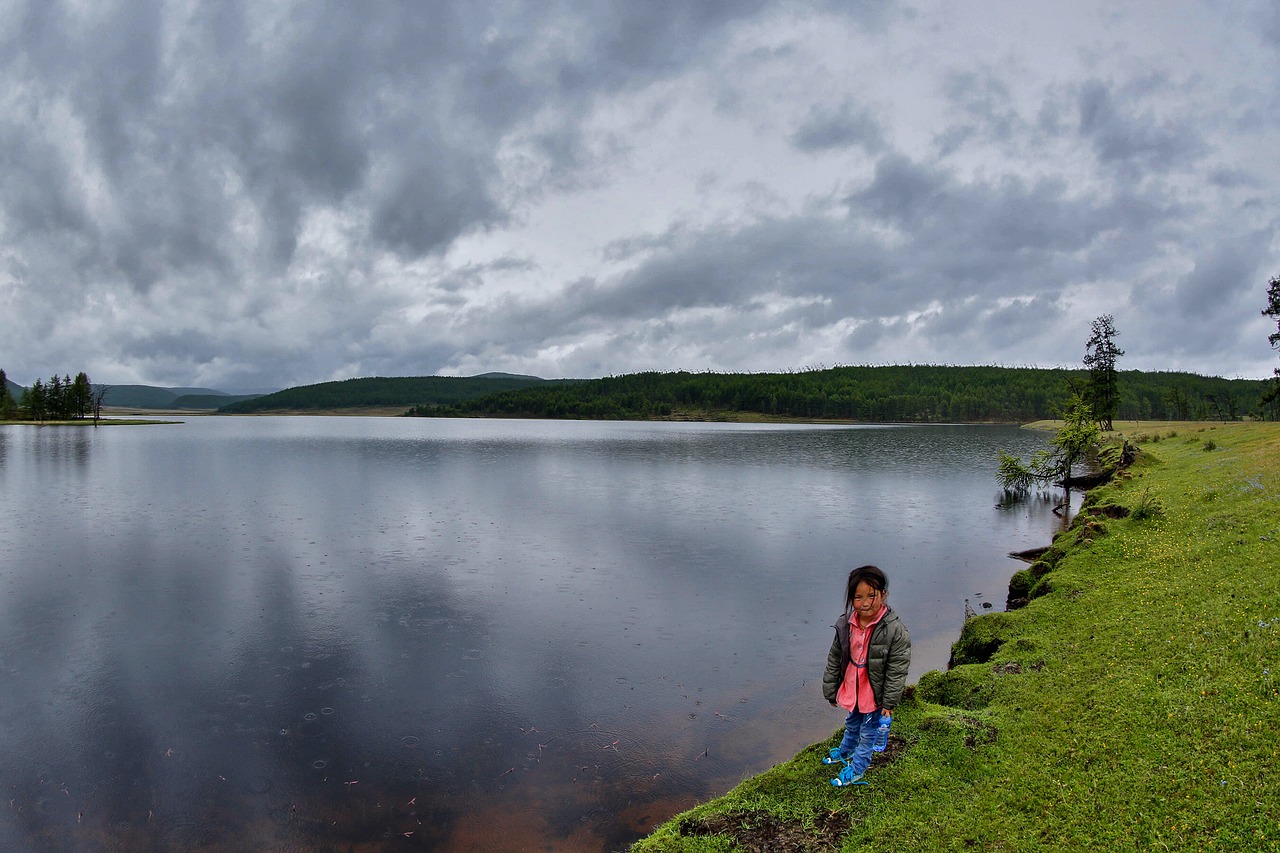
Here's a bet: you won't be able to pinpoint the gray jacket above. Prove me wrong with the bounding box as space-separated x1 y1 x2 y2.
822 606 911 711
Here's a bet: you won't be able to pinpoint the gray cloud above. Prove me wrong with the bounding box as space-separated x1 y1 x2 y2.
447 151 1193 373
1076 78 1206 176
791 100 886 153
934 69 1021 156
1 0 1277 387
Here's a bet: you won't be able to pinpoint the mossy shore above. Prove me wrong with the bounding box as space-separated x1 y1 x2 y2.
632 422 1280 852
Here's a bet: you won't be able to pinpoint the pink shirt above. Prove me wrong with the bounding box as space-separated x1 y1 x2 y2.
835 606 885 712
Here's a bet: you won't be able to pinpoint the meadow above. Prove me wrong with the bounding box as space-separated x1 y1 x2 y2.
632 421 1280 852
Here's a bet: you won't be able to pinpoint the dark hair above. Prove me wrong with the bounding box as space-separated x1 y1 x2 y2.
844 564 888 612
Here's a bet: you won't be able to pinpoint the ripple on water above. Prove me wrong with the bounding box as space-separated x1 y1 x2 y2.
158 815 206 850
409 764 450 784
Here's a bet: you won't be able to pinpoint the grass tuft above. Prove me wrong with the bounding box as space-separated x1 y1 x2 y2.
1130 486 1165 521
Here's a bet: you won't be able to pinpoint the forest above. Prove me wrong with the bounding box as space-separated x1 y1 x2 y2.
0 369 100 421
6 365 1272 424
405 366 1274 423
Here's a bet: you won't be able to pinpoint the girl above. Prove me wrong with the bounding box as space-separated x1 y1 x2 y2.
821 564 911 786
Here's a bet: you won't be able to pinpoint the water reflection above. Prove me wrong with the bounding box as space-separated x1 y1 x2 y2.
0 419 1056 852
0 423 97 472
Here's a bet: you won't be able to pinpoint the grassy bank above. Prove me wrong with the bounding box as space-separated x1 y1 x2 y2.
632 422 1279 852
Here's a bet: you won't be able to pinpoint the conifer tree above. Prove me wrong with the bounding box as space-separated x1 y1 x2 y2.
1083 314 1124 431
0 369 15 420
1264 275 1280 412
71 372 93 419
22 378 47 421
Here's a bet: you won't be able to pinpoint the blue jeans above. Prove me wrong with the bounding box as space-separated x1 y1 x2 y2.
836 709 883 776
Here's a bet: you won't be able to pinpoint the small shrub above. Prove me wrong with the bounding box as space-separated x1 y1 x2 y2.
1202 439 1217 451
1130 487 1165 521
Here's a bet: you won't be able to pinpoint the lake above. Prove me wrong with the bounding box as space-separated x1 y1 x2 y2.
0 417 1060 852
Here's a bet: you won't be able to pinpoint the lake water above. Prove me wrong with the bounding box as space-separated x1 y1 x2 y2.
0 417 1060 852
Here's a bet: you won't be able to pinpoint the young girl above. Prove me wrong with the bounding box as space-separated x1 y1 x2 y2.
821 564 911 786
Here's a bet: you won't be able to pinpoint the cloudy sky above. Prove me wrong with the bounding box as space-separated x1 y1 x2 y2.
3 0 1279 390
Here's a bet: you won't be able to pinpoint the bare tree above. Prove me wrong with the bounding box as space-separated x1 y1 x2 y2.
91 384 110 427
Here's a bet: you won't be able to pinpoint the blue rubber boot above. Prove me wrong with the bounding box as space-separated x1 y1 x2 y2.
821 747 848 765
829 764 867 787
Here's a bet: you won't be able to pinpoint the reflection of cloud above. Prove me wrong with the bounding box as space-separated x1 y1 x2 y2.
0 420 1139 849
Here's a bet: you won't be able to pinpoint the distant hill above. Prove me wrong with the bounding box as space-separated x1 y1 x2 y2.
407 366 1273 423
172 393 263 409
97 385 265 410
4 377 21 399
472 372 544 381
218 374 549 413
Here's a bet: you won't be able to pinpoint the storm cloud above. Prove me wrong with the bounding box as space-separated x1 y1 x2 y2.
1 0 1277 389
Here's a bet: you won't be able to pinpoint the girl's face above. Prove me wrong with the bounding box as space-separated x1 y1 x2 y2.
852 580 884 622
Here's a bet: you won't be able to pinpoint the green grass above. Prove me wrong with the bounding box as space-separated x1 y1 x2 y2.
632 422 1280 852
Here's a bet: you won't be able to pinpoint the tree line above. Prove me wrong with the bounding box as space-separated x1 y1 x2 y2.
1 368 107 423
405 365 1270 423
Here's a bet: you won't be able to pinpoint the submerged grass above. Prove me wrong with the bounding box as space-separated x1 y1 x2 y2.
632 422 1280 852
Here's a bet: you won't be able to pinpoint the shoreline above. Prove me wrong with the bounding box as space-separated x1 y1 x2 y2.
0 418 180 426
631 421 1280 851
